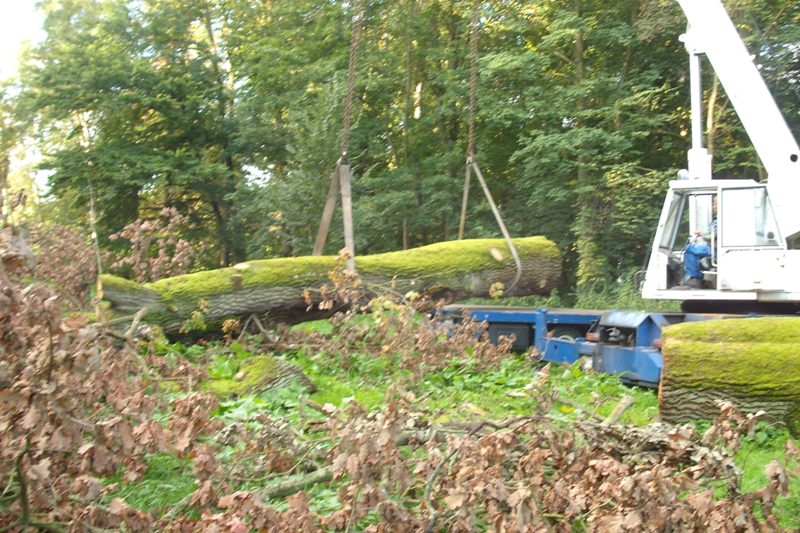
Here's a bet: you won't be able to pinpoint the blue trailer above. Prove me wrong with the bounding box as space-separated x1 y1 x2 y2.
437 305 724 388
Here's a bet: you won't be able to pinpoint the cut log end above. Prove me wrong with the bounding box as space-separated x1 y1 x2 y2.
660 318 800 436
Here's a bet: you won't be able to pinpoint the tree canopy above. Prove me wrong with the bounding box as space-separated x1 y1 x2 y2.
7 0 800 297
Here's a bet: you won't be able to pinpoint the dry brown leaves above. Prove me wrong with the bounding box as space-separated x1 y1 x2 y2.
2 225 798 532
1 227 224 531
28 223 98 306
109 206 203 282
150 395 793 532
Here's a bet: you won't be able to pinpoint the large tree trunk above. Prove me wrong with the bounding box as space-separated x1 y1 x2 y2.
100 236 560 334
659 317 800 435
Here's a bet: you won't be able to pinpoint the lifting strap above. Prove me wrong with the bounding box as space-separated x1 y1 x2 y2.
312 0 364 272
457 0 522 291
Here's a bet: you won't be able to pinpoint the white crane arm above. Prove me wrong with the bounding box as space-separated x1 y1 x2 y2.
676 0 800 187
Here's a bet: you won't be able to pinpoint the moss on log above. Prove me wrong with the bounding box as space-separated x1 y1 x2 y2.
201 355 315 398
660 317 800 435
100 236 560 334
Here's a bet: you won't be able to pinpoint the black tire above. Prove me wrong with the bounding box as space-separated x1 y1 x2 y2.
549 326 583 341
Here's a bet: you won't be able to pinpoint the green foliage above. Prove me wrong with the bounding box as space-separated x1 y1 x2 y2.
573 273 681 312
104 453 195 513
11 0 798 295
736 424 800 529
179 298 209 334
18 0 245 263
214 381 308 423
133 305 800 528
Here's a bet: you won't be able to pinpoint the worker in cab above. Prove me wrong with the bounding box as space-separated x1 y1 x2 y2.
706 196 718 245
682 235 711 288
681 194 717 289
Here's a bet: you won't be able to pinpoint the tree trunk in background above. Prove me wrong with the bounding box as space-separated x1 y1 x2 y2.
706 73 719 156
0 153 8 214
210 199 233 265
402 1 415 250
572 0 607 290
100 236 561 335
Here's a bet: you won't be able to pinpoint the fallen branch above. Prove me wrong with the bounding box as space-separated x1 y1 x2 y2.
0 438 66 533
124 307 149 339
253 429 442 502
602 395 635 426
423 417 538 532
260 466 334 500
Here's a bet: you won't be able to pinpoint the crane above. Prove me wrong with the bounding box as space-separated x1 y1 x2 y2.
641 0 800 313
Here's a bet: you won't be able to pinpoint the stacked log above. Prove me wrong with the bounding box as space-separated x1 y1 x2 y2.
659 317 800 434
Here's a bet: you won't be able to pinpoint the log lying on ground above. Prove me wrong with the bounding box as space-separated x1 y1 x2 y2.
659 317 800 435
100 236 560 334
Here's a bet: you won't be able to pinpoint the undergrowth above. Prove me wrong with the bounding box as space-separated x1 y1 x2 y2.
2 234 798 531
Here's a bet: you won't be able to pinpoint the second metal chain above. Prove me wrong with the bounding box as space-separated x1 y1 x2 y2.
467 0 480 159
340 0 364 160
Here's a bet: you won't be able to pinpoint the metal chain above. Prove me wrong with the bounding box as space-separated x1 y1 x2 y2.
459 0 480 239
462 2 522 289
340 0 364 160
467 0 480 159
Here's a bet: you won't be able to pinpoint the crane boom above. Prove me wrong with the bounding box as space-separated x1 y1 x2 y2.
642 0 800 310
677 0 800 179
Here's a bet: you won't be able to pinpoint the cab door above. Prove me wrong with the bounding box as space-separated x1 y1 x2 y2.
716 187 786 291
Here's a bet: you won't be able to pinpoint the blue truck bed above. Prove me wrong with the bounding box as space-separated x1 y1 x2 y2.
437 305 722 388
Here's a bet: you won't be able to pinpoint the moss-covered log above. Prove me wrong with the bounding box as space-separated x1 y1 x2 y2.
100 236 560 334
660 317 800 434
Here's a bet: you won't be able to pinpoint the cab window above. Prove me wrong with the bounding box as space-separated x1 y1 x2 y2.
721 187 780 247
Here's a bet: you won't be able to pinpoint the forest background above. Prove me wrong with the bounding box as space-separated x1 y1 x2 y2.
1 0 799 299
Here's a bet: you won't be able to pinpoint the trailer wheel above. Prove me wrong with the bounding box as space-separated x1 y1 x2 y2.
550 326 582 342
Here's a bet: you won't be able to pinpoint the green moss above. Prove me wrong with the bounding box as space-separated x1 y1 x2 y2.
201 355 279 398
150 256 335 302
158 380 181 394
137 236 557 303
662 339 800 398
356 236 559 276
665 317 800 344
100 273 145 294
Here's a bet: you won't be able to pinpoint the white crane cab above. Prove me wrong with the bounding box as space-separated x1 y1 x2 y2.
641 0 800 313
642 179 800 312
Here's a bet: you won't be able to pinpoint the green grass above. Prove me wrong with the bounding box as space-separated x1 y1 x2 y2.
549 363 658 425
736 425 800 528
103 453 196 513
286 337 658 427
142 319 799 527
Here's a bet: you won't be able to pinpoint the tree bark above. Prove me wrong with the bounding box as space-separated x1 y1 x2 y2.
659 317 800 436
99 236 561 334
571 0 606 290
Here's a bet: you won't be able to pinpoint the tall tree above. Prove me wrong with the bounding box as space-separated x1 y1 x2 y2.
20 0 245 263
